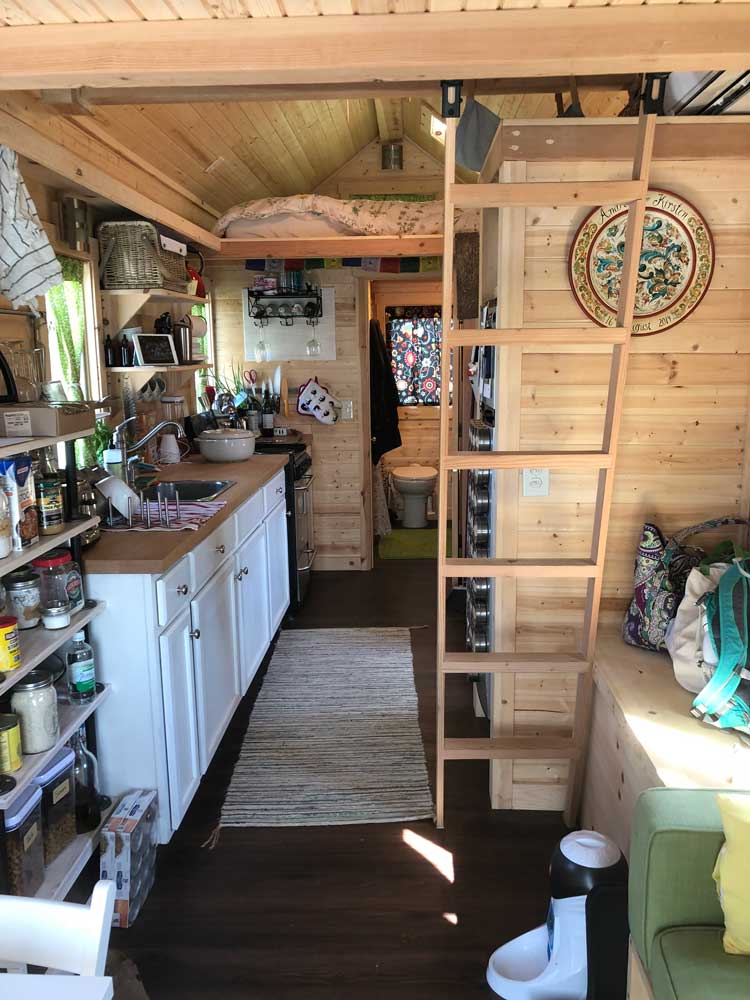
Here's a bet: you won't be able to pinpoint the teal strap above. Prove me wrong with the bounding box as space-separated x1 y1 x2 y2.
693 563 748 717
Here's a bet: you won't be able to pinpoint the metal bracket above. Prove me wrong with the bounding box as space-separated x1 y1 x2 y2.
643 73 670 115
441 80 463 119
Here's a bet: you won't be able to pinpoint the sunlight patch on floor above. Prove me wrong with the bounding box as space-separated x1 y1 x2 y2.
402 828 455 883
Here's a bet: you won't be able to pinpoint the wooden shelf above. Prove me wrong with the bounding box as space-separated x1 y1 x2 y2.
101 288 206 305
0 516 99 578
0 684 111 811
36 798 118 901
106 363 210 374
0 428 95 461
0 601 106 699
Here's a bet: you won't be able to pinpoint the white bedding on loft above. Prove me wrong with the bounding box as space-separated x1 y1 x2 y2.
213 193 476 240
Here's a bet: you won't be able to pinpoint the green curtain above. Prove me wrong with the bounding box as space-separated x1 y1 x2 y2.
46 257 96 467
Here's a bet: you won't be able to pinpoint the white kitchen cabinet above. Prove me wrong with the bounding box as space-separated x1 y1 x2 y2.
266 499 290 633
190 558 241 773
235 525 270 693
159 607 201 829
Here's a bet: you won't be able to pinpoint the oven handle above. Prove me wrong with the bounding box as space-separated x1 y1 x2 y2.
294 474 314 515
298 546 317 573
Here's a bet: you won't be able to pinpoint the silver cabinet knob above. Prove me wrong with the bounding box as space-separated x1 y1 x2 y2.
176 584 189 595
235 569 244 582
190 628 201 639
216 544 226 554
242 566 249 576
276 486 284 494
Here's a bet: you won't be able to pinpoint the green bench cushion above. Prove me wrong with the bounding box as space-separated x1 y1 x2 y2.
651 926 750 1000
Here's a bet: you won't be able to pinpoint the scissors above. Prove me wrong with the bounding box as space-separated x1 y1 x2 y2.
243 369 258 387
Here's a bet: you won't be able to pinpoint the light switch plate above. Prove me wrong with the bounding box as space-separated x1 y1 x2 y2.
340 399 354 421
522 468 550 497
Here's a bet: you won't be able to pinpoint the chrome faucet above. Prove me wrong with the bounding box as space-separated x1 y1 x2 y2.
112 416 187 485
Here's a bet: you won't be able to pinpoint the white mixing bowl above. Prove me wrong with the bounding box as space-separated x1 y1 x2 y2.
197 428 256 463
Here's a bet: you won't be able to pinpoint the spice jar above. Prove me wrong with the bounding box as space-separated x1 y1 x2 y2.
32 550 84 615
36 476 64 536
4 784 44 895
4 569 41 629
0 713 22 773
11 669 59 754
40 600 71 631
0 616 20 674
35 747 76 864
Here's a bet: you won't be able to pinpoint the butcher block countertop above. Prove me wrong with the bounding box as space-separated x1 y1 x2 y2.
82 454 288 576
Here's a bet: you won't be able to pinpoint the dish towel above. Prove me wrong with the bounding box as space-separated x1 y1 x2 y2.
101 499 227 532
0 145 62 311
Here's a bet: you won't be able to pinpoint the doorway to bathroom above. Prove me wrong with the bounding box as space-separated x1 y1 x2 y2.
371 280 445 561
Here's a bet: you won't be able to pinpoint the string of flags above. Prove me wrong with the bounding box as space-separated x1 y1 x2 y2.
245 256 442 274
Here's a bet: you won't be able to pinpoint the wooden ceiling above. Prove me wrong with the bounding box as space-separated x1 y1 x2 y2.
0 0 742 23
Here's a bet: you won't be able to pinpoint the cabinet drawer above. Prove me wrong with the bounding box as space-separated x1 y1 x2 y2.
189 517 237 593
236 489 264 543
263 470 287 513
156 556 192 627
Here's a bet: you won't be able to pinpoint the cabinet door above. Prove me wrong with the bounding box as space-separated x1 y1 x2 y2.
236 524 271 694
159 607 201 830
190 559 241 773
265 498 290 634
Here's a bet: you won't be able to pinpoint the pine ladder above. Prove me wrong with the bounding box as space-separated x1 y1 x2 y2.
435 113 656 829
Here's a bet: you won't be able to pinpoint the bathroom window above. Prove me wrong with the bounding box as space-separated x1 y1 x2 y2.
385 305 442 406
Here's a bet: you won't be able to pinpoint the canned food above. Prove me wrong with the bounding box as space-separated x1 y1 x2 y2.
0 615 21 672
0 713 22 773
36 478 64 536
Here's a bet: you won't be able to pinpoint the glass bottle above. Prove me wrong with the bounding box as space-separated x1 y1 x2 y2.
70 728 101 832
120 334 132 367
66 631 96 703
261 385 274 437
104 334 115 367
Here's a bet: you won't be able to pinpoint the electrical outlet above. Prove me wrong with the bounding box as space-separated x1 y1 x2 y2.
522 468 549 497
341 399 354 421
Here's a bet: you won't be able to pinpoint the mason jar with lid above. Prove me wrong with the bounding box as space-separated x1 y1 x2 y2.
32 549 84 614
4 569 41 630
11 669 59 754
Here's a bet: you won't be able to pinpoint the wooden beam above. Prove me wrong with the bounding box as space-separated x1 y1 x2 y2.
38 88 93 116
374 98 403 142
445 450 613 471
452 180 645 209
214 235 443 260
443 737 580 761
36 74 640 109
442 652 590 675
0 107 220 250
442 558 600 579
0 9 748 90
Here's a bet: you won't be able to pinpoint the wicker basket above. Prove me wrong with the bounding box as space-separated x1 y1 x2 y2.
98 221 188 292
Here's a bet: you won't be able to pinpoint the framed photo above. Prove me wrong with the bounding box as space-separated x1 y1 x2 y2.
133 333 179 367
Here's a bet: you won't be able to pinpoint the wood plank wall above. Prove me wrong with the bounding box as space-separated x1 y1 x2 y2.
316 137 444 199
208 263 369 570
494 154 750 810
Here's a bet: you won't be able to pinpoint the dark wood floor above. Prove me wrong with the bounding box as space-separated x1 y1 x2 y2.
113 560 566 999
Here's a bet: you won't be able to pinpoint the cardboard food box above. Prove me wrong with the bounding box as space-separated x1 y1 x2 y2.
99 789 158 928
0 403 95 439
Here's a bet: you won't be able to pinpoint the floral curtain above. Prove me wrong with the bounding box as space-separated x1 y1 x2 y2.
46 256 96 466
386 305 441 405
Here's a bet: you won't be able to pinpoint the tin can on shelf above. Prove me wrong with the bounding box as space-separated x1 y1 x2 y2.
36 477 64 536
0 713 22 773
0 616 20 673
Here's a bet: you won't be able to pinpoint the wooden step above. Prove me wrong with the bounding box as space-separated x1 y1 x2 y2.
442 558 600 579
451 180 646 209
442 737 580 761
443 450 613 471
442 652 590 674
446 326 628 348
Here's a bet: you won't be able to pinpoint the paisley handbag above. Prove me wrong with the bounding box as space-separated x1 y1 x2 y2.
622 517 749 652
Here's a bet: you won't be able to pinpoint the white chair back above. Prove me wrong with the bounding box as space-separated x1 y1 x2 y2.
0 880 115 975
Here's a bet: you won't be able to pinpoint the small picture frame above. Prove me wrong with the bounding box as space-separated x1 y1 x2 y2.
132 333 179 367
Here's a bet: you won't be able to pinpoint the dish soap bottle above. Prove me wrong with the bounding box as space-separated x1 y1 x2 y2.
66 631 96 703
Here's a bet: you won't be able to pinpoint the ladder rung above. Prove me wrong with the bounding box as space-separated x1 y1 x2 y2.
442 558 600 579
443 737 580 761
447 327 628 348
451 180 646 209
442 652 590 674
443 451 613 471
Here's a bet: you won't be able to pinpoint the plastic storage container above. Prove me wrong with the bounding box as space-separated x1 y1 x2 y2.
36 747 77 865
4 784 44 895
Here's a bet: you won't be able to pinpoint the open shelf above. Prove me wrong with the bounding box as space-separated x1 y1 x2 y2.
0 428 95 461
0 601 106 699
0 515 99 578
101 288 206 305
106 362 211 374
36 798 118 901
0 685 111 811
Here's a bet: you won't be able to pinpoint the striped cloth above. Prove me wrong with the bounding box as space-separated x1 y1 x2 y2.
102 499 227 532
0 145 62 311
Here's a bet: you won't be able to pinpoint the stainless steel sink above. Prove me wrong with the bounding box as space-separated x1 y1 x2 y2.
141 479 235 503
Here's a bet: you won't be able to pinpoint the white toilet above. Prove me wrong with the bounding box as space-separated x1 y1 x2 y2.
391 464 438 528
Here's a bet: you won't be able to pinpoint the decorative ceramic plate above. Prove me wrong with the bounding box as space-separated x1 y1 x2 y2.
568 188 714 336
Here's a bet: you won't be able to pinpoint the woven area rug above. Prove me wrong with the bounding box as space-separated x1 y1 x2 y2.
220 628 433 827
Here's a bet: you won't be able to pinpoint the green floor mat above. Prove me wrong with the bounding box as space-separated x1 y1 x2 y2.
378 525 451 560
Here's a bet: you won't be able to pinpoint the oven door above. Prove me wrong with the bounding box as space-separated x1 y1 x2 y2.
294 473 316 601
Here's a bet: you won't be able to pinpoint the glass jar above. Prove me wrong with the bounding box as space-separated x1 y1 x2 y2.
4 569 41 629
4 784 44 895
32 549 84 615
11 668 59 754
39 599 71 631
36 476 65 536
